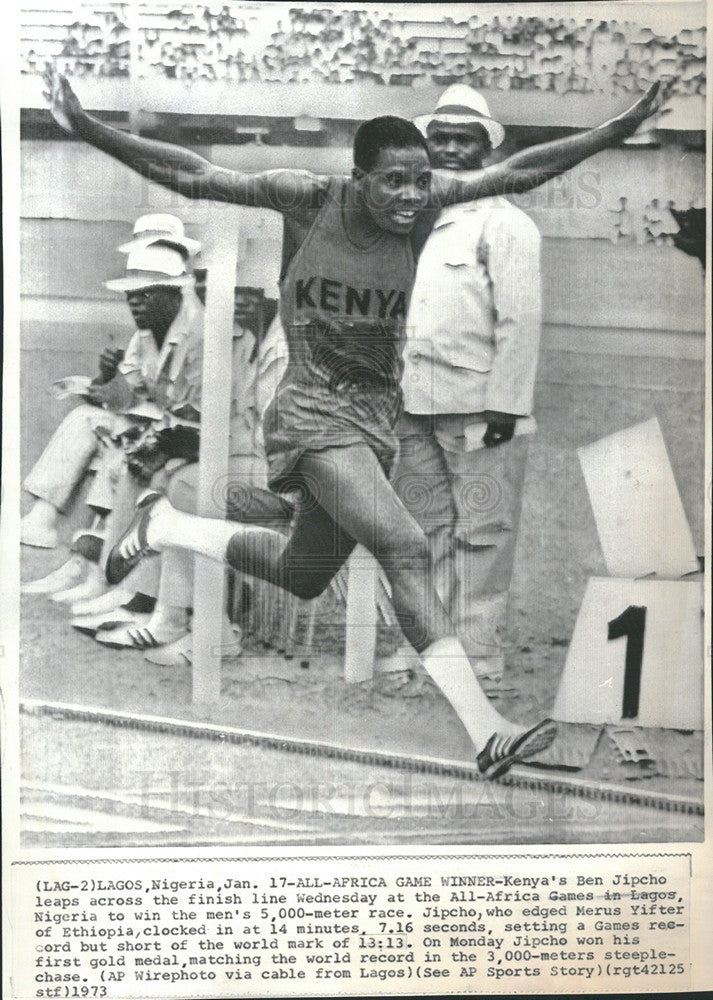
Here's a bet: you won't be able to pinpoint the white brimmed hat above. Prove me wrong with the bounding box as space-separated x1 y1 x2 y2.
117 213 201 256
414 84 505 149
104 244 194 292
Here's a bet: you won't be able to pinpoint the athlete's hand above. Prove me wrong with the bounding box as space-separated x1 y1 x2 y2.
42 65 83 134
481 411 517 448
606 82 666 139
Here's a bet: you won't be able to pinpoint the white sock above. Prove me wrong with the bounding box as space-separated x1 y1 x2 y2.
420 636 521 752
146 499 238 562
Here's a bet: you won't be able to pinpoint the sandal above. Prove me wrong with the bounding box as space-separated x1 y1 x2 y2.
477 718 557 781
95 617 187 650
93 616 155 648
105 490 163 585
144 631 192 667
144 620 241 666
72 606 150 636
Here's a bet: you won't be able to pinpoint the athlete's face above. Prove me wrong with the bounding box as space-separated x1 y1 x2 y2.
426 122 490 172
356 146 432 234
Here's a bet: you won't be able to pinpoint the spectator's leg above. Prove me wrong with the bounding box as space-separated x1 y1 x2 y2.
84 438 127 515
445 435 530 678
95 463 161 602
22 405 124 547
147 462 202 645
389 413 458 672
392 413 458 612
64 445 130 598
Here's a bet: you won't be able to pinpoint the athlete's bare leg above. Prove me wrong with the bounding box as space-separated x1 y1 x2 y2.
121 444 544 758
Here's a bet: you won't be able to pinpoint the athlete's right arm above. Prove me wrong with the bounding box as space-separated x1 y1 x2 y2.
44 68 324 212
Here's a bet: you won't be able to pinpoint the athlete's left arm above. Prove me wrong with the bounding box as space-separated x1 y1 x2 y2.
432 83 660 205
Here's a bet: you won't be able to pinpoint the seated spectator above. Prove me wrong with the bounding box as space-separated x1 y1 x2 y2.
22 223 203 604
91 303 292 663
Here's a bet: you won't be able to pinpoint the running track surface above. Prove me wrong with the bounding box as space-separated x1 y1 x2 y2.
20 717 702 847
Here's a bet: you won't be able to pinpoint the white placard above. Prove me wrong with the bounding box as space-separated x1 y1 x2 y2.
578 417 699 578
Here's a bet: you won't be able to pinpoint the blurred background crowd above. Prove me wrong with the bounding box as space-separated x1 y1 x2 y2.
21 3 705 98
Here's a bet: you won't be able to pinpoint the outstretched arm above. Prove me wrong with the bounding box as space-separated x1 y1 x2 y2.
44 67 325 213
432 83 661 205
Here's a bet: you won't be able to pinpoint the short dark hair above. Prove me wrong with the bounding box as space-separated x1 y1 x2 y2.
353 116 429 173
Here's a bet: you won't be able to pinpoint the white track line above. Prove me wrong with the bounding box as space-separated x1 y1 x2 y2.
21 699 703 815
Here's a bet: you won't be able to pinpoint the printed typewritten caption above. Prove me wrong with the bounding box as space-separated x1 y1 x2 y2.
13 853 691 996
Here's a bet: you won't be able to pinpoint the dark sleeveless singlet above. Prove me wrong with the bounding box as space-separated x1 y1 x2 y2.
263 177 415 490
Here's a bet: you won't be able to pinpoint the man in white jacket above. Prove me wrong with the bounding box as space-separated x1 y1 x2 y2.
395 85 542 682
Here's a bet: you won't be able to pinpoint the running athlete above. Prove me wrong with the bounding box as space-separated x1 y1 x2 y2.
45 70 660 778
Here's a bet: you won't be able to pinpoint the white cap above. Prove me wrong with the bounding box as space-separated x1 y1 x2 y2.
414 84 505 149
117 213 201 256
104 243 194 292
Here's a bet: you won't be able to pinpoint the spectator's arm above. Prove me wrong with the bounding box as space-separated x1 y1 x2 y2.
483 211 542 418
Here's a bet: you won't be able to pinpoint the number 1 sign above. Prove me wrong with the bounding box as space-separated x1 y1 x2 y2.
553 578 703 731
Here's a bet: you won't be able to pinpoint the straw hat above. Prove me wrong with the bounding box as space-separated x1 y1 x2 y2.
414 84 505 149
117 213 201 257
104 243 194 292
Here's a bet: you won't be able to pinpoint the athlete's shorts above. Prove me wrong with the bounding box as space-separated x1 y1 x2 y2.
263 374 401 493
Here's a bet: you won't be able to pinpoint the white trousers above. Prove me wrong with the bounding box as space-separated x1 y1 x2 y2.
24 403 131 513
